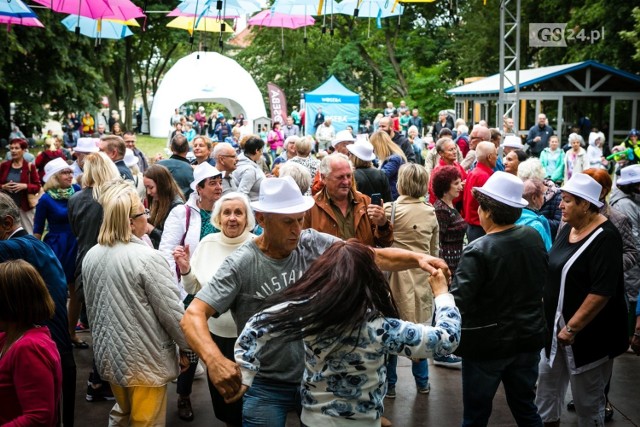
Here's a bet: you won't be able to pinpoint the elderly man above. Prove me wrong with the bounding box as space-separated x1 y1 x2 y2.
503 116 515 135
304 153 393 248
432 110 453 141
0 194 77 426
123 131 149 173
526 113 554 157
409 109 424 136
463 141 497 242
378 116 416 163
282 116 300 139
181 176 447 427
516 178 552 250
461 125 492 171
99 135 133 180
331 129 355 156
71 137 99 179
158 135 194 198
315 118 336 152
213 142 238 195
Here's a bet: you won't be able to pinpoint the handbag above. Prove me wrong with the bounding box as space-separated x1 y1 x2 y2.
27 164 43 209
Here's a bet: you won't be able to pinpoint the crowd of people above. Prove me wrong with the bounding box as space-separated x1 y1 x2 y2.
0 103 639 427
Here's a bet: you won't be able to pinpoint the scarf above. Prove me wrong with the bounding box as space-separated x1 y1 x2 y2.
47 186 75 200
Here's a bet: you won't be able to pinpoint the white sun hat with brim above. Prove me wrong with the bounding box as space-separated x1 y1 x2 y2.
74 137 100 153
347 140 376 162
473 171 528 208
123 149 139 168
616 164 640 186
251 176 315 214
503 135 524 149
190 162 224 192
42 157 72 183
331 130 356 148
561 173 603 208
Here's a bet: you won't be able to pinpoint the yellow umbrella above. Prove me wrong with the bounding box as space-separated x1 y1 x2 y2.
105 18 140 27
166 16 233 35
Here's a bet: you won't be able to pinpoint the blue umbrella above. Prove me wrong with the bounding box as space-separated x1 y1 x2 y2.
0 0 38 18
61 14 133 39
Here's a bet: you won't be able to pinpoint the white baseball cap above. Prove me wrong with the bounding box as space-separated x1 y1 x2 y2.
474 171 528 208
251 176 315 214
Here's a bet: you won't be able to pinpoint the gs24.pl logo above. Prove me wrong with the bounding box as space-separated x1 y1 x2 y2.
529 23 605 47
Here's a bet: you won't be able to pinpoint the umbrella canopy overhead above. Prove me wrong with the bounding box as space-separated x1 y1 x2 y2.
0 14 44 27
172 0 260 19
167 15 233 34
61 14 133 39
248 9 315 29
0 0 44 27
271 0 337 16
336 0 404 18
32 0 113 20
100 0 145 21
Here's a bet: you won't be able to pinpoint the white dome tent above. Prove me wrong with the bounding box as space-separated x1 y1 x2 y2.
149 51 267 138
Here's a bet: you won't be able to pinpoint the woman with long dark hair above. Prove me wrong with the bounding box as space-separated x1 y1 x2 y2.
143 164 186 248
234 240 460 427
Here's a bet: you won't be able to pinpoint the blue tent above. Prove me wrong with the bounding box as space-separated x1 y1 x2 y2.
305 76 360 136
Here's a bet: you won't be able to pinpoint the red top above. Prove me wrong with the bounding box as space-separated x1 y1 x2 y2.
462 162 494 226
0 327 61 427
428 159 467 206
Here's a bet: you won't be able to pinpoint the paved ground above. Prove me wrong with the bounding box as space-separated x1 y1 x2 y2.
71 330 640 426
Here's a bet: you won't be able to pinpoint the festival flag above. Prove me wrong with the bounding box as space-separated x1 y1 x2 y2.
267 83 288 124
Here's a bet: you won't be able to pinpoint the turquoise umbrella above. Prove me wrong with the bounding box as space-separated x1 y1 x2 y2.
61 14 133 40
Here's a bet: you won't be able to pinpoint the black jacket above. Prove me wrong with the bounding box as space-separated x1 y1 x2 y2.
450 226 548 359
354 167 392 204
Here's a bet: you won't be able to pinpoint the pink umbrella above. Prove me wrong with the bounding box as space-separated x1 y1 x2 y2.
0 15 44 27
248 9 315 51
100 0 145 21
31 0 113 20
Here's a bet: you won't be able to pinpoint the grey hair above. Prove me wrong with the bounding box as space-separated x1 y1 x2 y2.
213 142 234 157
319 153 350 176
517 158 546 180
435 137 454 154
522 178 546 206
284 135 300 147
279 162 311 195
457 124 469 135
0 193 21 225
568 133 583 145
211 192 255 232
295 136 313 156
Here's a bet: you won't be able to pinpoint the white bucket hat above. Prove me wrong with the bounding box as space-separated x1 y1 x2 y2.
123 149 139 168
474 171 528 208
74 137 99 153
190 162 223 191
251 176 315 214
617 165 640 186
331 130 356 148
561 173 603 208
503 135 524 149
43 157 72 183
347 140 376 162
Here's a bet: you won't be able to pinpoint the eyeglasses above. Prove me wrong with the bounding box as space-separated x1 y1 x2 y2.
131 209 149 219
219 154 237 158
59 170 74 175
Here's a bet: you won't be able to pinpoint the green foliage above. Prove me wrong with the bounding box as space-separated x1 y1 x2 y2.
619 7 640 62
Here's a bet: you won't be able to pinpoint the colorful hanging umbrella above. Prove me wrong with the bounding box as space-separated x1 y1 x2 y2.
99 0 145 21
31 0 113 20
167 15 232 34
170 0 260 20
0 0 44 27
61 14 133 39
336 0 404 19
248 9 315 29
271 0 337 16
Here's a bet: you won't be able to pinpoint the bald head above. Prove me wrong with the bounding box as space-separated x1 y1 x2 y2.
473 125 492 142
476 141 497 168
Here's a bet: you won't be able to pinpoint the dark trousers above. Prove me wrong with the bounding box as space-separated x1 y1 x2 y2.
60 348 77 427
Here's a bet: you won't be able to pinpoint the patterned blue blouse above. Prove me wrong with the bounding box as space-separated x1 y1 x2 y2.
235 294 461 427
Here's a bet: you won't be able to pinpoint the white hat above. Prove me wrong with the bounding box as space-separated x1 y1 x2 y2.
251 176 315 214
331 130 355 148
190 162 223 191
123 148 139 168
617 165 640 186
561 173 603 208
347 140 376 162
474 171 528 208
74 137 99 153
43 158 72 183
503 135 524 149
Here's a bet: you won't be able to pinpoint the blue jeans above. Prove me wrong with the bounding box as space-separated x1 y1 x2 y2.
242 378 301 427
386 354 429 388
461 351 542 427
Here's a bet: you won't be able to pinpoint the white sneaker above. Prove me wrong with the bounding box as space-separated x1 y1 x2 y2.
194 361 206 379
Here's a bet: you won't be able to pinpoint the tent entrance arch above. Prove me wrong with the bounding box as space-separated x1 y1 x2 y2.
150 52 267 138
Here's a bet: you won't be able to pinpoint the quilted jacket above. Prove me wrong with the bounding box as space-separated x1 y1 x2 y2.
82 236 189 387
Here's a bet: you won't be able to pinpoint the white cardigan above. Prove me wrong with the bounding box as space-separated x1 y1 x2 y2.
182 229 256 338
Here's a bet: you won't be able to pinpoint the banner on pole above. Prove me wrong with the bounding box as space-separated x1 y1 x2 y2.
267 82 288 124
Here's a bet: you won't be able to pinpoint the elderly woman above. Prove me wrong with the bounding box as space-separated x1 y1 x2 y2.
370 130 407 201
384 164 440 397
451 171 548 426
428 137 466 206
33 158 83 348
144 164 186 248
347 139 392 203
279 161 311 195
272 136 298 171
504 149 527 175
234 136 266 202
432 165 466 273
82 182 191 425
535 173 629 427
0 260 61 426
564 133 589 182
0 138 41 234
289 136 320 187
517 158 563 239
173 192 257 427
191 135 216 167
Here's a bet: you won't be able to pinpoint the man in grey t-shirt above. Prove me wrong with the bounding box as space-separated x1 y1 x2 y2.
181 177 448 427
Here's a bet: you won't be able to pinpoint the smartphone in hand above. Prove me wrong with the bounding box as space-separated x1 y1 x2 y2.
370 193 382 206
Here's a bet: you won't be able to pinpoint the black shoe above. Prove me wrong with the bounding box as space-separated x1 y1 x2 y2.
605 401 613 422
178 396 194 421
567 400 575 411
86 382 115 402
